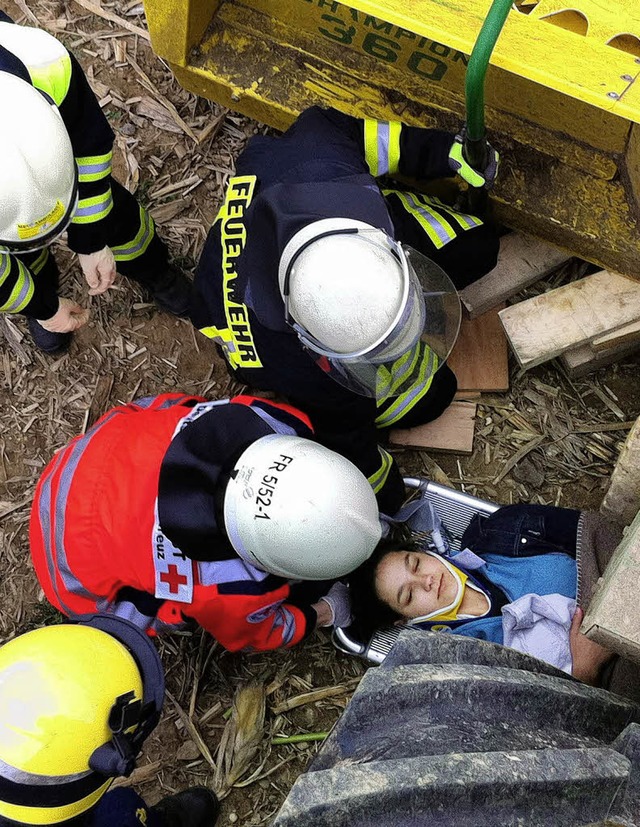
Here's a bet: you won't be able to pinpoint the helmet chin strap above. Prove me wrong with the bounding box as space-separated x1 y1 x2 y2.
407 553 469 625
78 614 165 779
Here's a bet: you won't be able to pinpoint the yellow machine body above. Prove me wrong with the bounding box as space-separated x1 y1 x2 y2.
143 0 640 277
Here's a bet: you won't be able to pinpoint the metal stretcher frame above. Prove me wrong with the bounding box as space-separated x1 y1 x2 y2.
333 477 500 664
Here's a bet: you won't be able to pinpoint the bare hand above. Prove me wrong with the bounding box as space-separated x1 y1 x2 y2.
569 607 613 685
312 600 334 629
78 246 117 295
38 298 90 333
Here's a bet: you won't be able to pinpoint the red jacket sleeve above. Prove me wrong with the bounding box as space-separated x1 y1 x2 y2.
186 583 316 652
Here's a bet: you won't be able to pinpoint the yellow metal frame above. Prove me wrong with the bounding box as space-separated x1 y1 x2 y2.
143 0 640 278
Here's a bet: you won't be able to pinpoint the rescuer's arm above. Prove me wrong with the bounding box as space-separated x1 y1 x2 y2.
0 251 87 331
304 405 406 515
190 589 316 652
313 581 352 629
57 51 117 259
235 105 455 186
286 106 498 187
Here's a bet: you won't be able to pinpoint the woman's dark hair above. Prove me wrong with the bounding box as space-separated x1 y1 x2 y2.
348 526 420 641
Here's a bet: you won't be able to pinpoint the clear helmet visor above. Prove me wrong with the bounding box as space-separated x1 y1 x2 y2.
292 238 461 399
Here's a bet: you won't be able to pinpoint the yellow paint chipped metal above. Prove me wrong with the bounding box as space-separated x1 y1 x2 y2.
142 0 640 278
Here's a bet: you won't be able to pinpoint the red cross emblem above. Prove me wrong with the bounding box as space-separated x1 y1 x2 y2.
159 564 189 594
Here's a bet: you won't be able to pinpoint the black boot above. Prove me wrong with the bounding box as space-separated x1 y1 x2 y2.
137 264 192 318
27 318 71 355
150 787 220 827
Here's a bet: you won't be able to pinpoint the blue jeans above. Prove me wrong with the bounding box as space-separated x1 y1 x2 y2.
461 504 581 559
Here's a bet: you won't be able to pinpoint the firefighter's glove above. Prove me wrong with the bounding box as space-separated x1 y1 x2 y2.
318 582 352 628
448 131 500 189
38 297 90 333
78 246 117 296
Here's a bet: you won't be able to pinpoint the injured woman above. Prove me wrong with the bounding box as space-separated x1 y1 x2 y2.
348 501 639 699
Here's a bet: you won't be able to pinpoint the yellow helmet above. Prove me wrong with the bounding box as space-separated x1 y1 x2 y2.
0 615 164 825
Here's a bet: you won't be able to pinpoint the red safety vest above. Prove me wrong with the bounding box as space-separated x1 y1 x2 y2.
30 393 314 652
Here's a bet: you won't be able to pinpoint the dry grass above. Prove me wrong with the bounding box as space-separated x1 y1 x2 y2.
1 0 639 822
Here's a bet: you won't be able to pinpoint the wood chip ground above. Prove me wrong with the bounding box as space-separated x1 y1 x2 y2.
1 2 639 823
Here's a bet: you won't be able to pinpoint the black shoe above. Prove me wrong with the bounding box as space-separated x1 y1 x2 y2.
148 265 192 318
27 318 71 355
151 787 220 827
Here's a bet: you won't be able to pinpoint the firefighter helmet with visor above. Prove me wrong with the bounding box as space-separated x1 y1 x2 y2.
278 219 461 398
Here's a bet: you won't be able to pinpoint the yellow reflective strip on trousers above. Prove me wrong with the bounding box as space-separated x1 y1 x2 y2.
367 447 394 493
375 349 439 429
1 260 34 313
111 207 155 262
387 122 402 175
29 52 72 107
383 189 456 250
363 119 379 177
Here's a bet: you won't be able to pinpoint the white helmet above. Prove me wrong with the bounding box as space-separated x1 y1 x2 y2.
278 218 461 398
223 434 381 580
0 73 77 252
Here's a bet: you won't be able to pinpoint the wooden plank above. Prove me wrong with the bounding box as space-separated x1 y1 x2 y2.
447 305 509 392
389 402 476 454
499 270 640 369
600 416 640 527
460 232 571 319
591 318 640 351
560 339 640 377
454 390 481 401
582 507 640 661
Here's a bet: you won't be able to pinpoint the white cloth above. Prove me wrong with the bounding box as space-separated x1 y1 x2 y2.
501 593 576 674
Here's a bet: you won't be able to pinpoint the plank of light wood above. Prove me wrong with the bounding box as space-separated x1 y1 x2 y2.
499 270 640 369
560 339 640 378
582 507 640 660
447 305 509 392
389 401 476 454
591 318 640 351
460 232 571 319
600 416 640 527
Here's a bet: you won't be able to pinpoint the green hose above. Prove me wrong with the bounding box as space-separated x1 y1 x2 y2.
464 0 513 170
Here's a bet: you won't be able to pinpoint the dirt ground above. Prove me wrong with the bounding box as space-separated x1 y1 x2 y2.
1 1 640 823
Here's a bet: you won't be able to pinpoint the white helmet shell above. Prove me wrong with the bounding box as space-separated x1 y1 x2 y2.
223 434 381 580
279 219 405 354
0 73 77 250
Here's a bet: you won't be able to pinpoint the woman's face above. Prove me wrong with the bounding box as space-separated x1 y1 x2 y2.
374 550 457 619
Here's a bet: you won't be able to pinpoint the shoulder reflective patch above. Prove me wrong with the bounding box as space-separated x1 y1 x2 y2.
0 23 73 106
215 175 263 369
